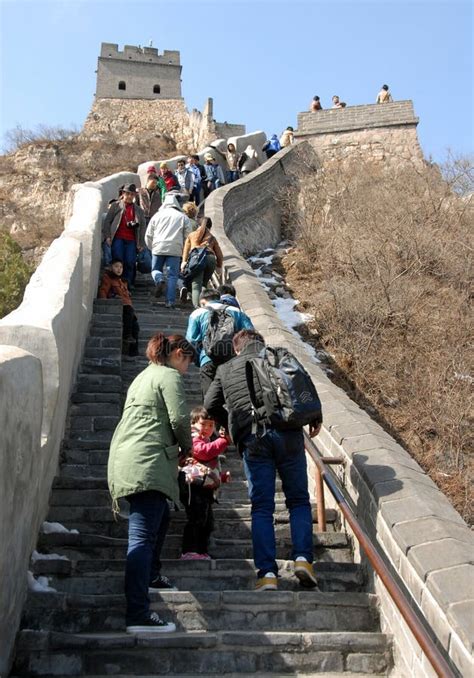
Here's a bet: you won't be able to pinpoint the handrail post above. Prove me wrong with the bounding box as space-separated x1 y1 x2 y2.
314 463 326 532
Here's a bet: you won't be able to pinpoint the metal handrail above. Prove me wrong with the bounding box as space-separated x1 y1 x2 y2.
304 431 457 678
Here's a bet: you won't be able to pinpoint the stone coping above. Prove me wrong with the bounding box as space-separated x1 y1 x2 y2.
204 142 473 676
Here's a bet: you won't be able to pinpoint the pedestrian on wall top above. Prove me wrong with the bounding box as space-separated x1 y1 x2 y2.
279 126 294 148
376 84 393 104
332 95 346 109
311 96 322 111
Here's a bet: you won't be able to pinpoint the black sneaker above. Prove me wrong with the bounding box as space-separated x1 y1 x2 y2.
179 287 188 304
126 611 176 634
149 575 178 591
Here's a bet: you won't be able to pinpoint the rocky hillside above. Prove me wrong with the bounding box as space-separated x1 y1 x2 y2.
0 134 178 266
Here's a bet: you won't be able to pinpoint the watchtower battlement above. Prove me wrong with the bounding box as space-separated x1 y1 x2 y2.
96 42 182 100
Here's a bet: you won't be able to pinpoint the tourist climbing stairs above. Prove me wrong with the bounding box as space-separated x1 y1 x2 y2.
11 274 393 676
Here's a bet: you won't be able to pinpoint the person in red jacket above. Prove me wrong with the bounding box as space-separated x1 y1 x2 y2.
179 406 230 560
98 259 139 356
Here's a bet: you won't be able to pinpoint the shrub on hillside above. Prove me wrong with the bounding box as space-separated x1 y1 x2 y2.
2 124 79 153
279 155 473 522
0 233 32 318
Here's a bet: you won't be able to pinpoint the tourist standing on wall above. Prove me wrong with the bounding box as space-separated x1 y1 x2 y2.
376 84 393 103
158 162 178 199
279 127 294 148
204 329 322 591
186 288 254 397
108 332 195 633
137 173 162 225
238 144 261 175
332 95 347 108
203 154 226 197
102 184 146 288
262 134 281 159
181 217 224 308
145 193 192 308
310 96 322 111
225 143 240 183
187 155 204 205
175 159 194 199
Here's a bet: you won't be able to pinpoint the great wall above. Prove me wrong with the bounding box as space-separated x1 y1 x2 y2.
0 43 472 678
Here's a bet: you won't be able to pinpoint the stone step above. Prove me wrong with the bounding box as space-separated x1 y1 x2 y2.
13 630 391 676
23 589 378 634
46 505 337 525
12 674 387 678
37 533 351 564
45 516 340 542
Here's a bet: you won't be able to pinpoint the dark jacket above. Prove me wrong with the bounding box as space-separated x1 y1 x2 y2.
137 187 162 221
204 340 265 446
102 199 146 248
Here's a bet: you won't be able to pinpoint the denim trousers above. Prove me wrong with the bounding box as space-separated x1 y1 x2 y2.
191 253 217 307
125 490 170 623
151 254 181 304
111 238 136 286
102 241 112 267
242 429 313 578
226 170 239 183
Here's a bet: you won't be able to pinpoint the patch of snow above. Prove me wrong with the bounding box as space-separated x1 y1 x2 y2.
454 372 473 384
31 550 69 562
272 298 320 363
41 521 79 535
27 571 57 593
248 254 275 266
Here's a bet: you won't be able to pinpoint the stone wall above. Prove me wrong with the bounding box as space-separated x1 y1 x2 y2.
296 100 424 165
0 170 137 675
81 98 244 154
204 141 473 677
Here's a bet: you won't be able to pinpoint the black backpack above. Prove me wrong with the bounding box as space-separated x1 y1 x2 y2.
181 246 208 282
245 346 322 432
202 307 236 365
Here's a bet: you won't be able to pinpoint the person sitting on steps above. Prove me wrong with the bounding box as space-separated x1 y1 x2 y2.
98 258 139 357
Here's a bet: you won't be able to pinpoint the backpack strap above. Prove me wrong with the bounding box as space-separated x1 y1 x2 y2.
245 360 267 437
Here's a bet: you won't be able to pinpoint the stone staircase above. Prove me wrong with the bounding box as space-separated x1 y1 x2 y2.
11 274 393 676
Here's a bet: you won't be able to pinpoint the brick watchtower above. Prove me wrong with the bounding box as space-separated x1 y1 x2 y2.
95 42 182 100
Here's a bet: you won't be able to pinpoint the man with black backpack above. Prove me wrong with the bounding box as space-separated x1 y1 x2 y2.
186 288 254 397
204 329 322 591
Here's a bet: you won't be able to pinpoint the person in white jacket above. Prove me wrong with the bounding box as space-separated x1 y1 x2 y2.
145 193 193 307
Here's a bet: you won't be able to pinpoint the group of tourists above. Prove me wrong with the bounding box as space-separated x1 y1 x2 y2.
107 295 323 633
310 84 394 111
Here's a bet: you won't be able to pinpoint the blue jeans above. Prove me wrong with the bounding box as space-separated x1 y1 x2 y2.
242 429 313 578
102 241 112 267
111 238 136 286
125 490 169 624
151 254 181 304
226 170 239 183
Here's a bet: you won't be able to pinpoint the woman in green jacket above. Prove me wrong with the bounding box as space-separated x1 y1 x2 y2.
108 332 195 634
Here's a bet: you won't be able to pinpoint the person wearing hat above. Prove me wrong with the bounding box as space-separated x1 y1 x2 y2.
203 154 226 198
102 184 146 288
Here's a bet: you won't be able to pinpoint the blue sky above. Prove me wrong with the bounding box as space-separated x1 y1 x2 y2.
0 0 472 162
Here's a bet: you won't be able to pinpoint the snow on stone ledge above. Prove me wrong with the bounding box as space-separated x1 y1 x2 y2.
272 297 320 363
27 571 57 593
31 550 69 562
41 521 79 535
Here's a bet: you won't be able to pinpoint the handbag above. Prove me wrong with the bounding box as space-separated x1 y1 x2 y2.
181 458 221 491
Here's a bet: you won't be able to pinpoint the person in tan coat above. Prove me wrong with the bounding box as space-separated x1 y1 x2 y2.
181 217 223 307
376 84 393 103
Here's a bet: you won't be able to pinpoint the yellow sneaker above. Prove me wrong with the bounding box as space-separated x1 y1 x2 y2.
294 558 318 588
255 573 278 591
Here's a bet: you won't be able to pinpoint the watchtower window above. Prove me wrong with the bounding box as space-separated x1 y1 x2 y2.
118 81 126 91
153 85 161 94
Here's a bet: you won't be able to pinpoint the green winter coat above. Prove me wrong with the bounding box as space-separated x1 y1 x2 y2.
108 363 192 505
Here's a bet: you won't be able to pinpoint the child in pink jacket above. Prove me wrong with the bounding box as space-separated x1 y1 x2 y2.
179 406 230 560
